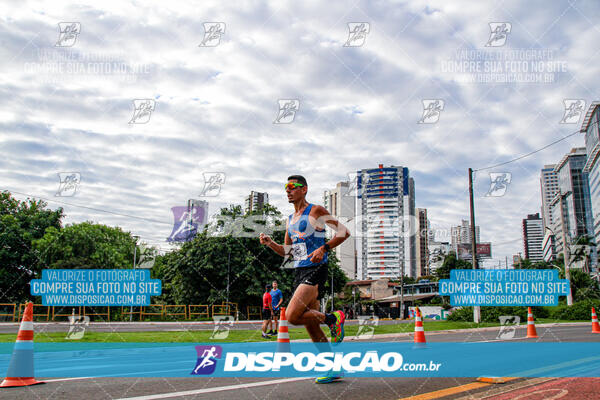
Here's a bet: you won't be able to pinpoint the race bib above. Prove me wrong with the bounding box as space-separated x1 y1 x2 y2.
291 243 308 260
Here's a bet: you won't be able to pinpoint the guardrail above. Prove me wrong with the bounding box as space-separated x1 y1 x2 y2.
9 302 253 322
0 303 17 322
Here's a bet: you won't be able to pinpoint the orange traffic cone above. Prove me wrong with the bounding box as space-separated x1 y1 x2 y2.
591 307 600 334
526 307 538 339
276 307 290 352
1 302 44 388
413 307 426 347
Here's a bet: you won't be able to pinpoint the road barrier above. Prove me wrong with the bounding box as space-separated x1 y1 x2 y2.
164 305 187 319
140 305 165 321
83 306 110 321
246 306 261 320
0 304 17 322
11 302 256 322
18 304 49 322
51 306 82 321
188 305 210 319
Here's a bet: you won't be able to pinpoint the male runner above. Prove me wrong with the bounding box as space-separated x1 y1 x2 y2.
260 175 351 383
269 280 283 335
261 284 273 339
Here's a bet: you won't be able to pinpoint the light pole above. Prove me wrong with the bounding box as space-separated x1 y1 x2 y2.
557 192 574 306
468 168 481 323
331 269 334 313
352 286 357 317
130 235 140 322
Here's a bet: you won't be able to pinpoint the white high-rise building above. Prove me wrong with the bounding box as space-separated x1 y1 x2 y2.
540 165 559 230
523 213 544 261
450 220 480 252
323 182 356 279
244 191 269 214
355 164 416 280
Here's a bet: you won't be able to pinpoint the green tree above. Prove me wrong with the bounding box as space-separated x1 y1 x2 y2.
33 222 138 269
434 251 472 280
157 204 347 311
0 191 63 302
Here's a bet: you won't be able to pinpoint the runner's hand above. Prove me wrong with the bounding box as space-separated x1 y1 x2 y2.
309 247 326 263
259 233 272 246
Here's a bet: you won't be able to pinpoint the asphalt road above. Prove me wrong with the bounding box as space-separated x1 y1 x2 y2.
0 319 414 334
1 324 599 399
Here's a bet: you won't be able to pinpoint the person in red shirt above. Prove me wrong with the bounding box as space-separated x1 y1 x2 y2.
261 284 273 339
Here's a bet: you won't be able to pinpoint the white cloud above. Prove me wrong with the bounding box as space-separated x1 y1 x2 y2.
1 0 599 263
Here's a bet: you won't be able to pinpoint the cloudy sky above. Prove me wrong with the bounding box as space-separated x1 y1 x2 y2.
1 0 599 266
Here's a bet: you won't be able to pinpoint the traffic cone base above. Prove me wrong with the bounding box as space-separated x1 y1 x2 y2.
591 307 600 334
526 307 538 339
1 377 44 388
0 302 44 388
413 307 426 347
276 307 291 352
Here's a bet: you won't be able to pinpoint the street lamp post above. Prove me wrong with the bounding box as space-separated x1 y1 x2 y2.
130 235 140 322
468 168 481 323
557 192 574 306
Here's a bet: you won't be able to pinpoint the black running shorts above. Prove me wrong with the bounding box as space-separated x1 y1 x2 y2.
293 263 328 299
261 308 271 320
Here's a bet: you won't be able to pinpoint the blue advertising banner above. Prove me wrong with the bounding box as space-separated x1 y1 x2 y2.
1 342 599 378
30 269 162 306
439 269 570 306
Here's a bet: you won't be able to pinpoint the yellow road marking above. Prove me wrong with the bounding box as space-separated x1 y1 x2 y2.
397 378 517 400
397 382 491 400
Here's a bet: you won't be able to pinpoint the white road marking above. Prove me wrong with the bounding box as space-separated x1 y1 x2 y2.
115 377 313 399
43 377 95 383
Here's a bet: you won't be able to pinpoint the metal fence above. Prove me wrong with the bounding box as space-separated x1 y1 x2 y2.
6 303 247 322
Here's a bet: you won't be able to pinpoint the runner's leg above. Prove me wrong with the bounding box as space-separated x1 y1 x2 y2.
304 297 328 342
287 284 326 327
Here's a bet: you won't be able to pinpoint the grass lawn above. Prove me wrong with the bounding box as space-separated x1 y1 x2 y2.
1 319 585 343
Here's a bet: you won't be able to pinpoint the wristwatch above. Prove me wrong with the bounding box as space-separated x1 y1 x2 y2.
323 243 331 252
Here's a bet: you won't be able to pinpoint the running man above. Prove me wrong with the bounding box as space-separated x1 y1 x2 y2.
261 284 273 339
260 175 351 383
269 280 283 335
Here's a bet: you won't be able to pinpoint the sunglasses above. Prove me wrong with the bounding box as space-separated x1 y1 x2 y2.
284 182 304 190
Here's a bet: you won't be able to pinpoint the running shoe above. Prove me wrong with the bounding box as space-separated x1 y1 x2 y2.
315 371 343 384
328 310 345 344
262 333 271 339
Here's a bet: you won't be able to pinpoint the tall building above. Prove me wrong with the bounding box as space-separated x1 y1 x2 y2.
323 181 356 279
550 148 593 255
540 165 559 229
523 213 544 261
355 164 416 280
450 219 480 252
582 102 600 249
428 241 450 275
415 208 429 277
244 191 268 213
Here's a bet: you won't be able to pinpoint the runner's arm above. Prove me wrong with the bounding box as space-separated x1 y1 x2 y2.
312 205 351 250
259 223 293 257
